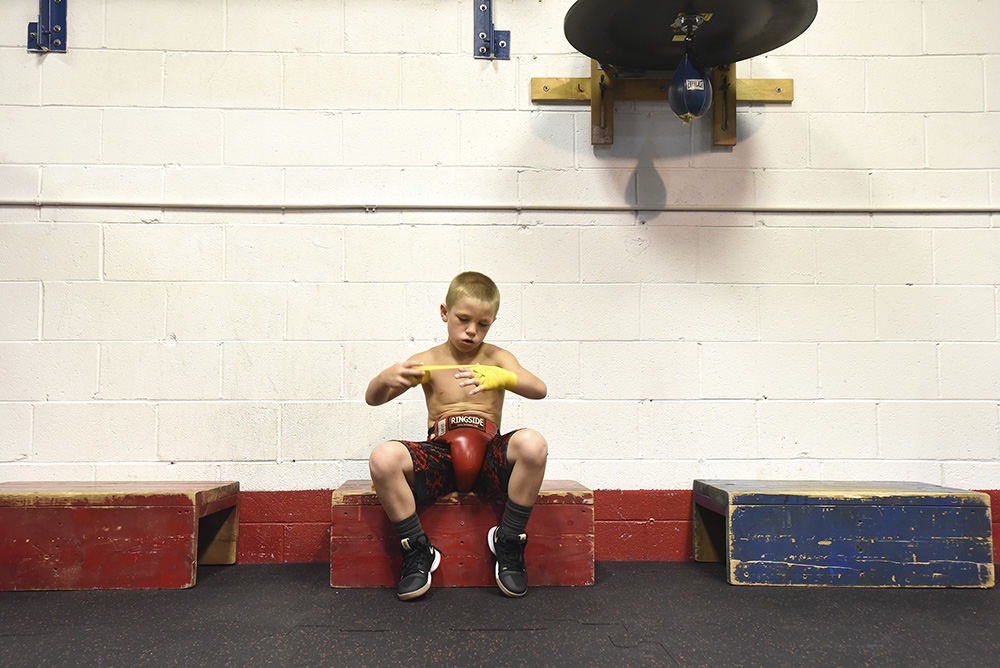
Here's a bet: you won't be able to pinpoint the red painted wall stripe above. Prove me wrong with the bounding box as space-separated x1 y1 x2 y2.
236 489 1000 564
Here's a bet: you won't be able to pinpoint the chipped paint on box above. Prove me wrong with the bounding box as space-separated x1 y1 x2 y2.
331 480 594 588
694 480 994 588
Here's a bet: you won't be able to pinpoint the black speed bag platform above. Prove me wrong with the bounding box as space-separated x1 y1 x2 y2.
564 0 818 72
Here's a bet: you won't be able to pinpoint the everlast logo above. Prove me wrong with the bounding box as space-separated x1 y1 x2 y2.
449 415 485 430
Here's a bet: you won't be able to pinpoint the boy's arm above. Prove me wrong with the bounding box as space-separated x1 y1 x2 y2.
365 358 428 406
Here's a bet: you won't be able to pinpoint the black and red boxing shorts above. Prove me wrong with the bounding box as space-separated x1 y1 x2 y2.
397 415 520 505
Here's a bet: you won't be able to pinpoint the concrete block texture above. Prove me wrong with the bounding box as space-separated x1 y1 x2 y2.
43 282 166 341
0 404 32 462
700 343 818 399
0 48 42 105
0 107 101 165
104 224 225 281
0 167 39 201
875 286 996 341
0 283 40 341
819 343 938 400
106 0 226 51
2 0 1000 490
226 0 346 53
222 342 344 400
806 1 922 56
41 49 163 107
0 343 98 401
99 342 221 400
878 401 1000 460
867 57 984 113
167 283 285 341
33 403 157 462
158 402 279 462
40 167 164 206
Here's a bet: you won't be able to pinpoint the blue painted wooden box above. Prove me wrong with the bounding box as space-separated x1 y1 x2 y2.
693 480 995 587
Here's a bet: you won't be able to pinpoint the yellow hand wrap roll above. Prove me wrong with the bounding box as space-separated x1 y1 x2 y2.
416 364 518 391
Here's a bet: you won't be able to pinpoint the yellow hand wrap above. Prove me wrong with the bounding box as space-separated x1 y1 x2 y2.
416 364 518 391
468 364 518 391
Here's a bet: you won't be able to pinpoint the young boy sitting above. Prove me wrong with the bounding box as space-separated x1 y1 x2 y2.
365 271 548 600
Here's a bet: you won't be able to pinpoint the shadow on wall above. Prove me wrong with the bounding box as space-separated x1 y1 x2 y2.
584 107 760 210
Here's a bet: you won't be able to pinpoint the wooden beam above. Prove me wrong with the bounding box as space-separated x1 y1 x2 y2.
532 60 794 146
711 65 737 147
734 77 793 102
590 60 614 145
531 74 794 104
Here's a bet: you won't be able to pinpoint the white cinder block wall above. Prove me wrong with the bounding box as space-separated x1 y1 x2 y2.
1 0 999 490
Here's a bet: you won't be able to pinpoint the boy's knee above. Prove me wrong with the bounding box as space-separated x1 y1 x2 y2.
512 430 548 468
369 441 408 479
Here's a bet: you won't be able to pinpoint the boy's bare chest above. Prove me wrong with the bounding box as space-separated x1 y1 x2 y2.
419 348 505 423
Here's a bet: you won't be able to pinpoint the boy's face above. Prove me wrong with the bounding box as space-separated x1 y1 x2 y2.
441 297 496 353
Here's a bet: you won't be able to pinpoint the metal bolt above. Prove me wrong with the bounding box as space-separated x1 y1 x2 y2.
479 32 487 40
479 46 488 54
498 40 506 48
776 86 782 93
480 4 487 11
543 85 549 92
30 32 37 39
52 40 60 47
53 25 62 32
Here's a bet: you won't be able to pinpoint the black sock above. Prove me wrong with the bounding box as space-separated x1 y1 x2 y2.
500 499 533 537
393 513 424 542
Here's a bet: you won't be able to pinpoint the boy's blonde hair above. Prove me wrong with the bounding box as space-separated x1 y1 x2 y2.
445 271 500 314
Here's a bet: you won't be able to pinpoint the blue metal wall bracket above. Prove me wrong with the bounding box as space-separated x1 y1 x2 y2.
474 1 509 60
28 0 68 52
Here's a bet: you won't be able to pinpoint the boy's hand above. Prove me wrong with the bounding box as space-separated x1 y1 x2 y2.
456 364 518 395
389 360 430 389
365 360 429 406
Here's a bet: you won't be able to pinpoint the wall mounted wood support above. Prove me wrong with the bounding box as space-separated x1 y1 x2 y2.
531 60 793 146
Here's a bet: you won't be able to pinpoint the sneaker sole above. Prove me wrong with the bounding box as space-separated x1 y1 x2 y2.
487 526 526 598
397 548 441 601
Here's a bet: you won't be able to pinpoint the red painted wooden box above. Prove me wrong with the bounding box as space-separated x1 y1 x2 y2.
0 481 239 590
331 480 594 588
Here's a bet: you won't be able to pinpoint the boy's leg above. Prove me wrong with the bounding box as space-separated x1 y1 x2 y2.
368 440 418 522
488 428 548 597
368 440 442 600
505 428 548 508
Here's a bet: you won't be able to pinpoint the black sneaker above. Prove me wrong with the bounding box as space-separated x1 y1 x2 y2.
488 526 528 597
397 534 441 601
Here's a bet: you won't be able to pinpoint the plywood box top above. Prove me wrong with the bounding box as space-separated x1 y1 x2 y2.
695 479 990 508
334 479 592 506
0 481 240 508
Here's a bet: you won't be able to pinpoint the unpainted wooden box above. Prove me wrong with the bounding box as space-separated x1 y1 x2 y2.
0 481 239 590
331 480 594 588
694 480 995 587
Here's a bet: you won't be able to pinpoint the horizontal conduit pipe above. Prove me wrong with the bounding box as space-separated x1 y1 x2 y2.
0 200 997 215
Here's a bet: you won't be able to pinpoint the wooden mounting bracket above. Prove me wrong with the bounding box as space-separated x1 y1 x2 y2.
531 60 793 146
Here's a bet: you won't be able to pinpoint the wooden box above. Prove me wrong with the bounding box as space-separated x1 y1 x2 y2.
693 480 995 587
331 480 594 588
0 481 239 590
